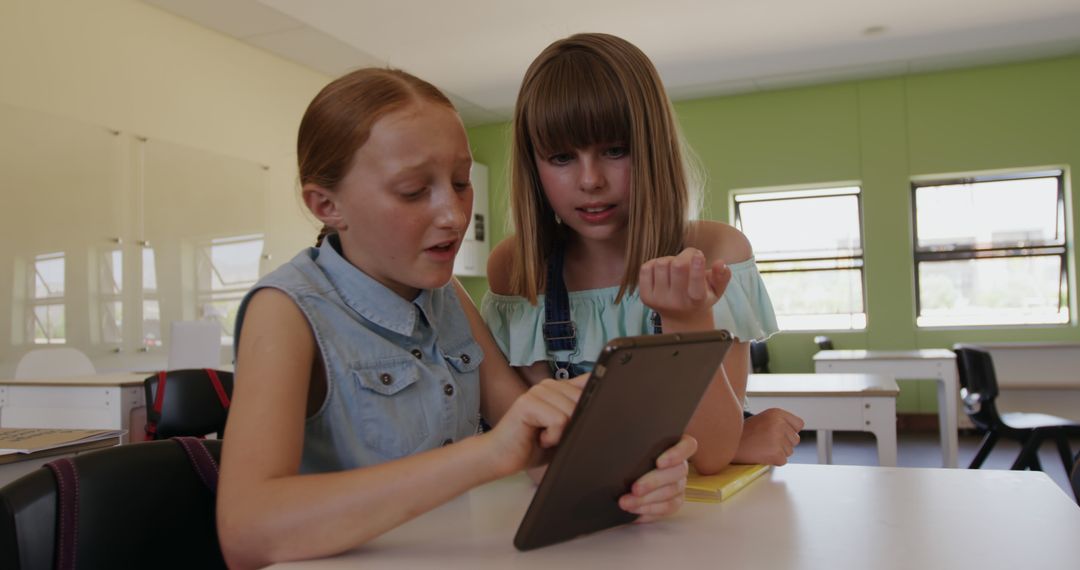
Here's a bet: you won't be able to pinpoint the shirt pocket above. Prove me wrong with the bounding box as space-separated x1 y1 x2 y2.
442 338 484 432
351 357 430 459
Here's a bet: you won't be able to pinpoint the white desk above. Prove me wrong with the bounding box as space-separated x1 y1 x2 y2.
747 373 899 466
814 349 959 468
269 464 1080 569
0 373 147 444
0 435 121 487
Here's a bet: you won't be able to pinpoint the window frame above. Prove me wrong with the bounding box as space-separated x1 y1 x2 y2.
29 251 66 345
732 185 869 331
910 169 1069 328
195 233 265 345
95 247 124 346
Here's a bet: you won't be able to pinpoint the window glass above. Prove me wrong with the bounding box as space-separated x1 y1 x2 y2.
32 252 65 344
913 171 1067 327
735 187 866 331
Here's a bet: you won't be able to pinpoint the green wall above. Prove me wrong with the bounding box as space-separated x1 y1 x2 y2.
468 55 1080 412
460 122 513 304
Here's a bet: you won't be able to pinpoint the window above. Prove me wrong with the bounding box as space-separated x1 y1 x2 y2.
913 170 1068 327
734 186 866 330
30 252 66 344
196 235 263 344
97 249 123 344
142 246 162 349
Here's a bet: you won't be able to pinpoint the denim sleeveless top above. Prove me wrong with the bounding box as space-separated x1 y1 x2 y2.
234 235 483 473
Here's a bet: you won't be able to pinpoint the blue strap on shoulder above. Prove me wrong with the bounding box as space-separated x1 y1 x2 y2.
542 245 581 379
542 244 661 379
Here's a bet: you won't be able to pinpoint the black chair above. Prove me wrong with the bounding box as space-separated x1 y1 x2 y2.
953 344 1080 474
0 438 226 569
749 340 770 373
813 335 834 350
144 368 234 440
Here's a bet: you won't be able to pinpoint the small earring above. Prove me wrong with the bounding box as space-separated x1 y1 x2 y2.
555 213 563 225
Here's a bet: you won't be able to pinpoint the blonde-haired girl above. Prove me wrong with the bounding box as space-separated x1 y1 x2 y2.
484 33 801 474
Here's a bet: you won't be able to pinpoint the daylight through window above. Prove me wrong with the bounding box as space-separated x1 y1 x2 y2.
912 170 1068 327
734 186 866 331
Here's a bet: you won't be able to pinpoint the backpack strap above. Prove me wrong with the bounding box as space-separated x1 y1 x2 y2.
173 436 220 493
45 458 79 570
204 369 231 409
145 370 168 440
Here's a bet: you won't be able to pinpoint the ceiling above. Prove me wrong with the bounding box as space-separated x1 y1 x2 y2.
144 0 1080 125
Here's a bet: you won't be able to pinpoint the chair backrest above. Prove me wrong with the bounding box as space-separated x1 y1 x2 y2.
952 344 1003 430
813 336 834 350
13 348 95 379
0 439 226 569
749 340 770 373
952 344 1000 400
1071 452 1080 506
145 369 234 440
168 320 223 370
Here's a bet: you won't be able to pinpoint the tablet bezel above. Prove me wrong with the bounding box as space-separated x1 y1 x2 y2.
513 329 733 551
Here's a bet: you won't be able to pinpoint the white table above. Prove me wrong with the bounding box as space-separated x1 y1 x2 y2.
814 349 959 468
0 434 121 487
269 464 1080 570
0 373 147 444
747 373 899 466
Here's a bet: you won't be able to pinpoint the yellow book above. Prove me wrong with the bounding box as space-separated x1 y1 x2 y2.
685 463 771 503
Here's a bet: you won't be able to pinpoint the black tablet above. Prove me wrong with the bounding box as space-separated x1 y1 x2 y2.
513 329 733 551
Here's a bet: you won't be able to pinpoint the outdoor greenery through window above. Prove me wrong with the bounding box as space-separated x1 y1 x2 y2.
734 186 866 330
912 170 1069 327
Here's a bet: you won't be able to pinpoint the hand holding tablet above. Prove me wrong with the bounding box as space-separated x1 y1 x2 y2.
514 330 733 550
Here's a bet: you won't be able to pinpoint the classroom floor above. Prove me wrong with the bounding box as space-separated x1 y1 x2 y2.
790 430 1080 501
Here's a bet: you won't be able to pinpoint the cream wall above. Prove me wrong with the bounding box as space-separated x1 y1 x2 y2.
0 0 330 374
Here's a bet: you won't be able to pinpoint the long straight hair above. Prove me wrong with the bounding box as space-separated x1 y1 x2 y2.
508 33 690 303
297 68 455 245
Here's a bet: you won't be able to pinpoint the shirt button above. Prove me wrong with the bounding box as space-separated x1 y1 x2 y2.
443 384 454 396
460 353 471 364
411 349 422 359
380 373 393 385
442 438 453 446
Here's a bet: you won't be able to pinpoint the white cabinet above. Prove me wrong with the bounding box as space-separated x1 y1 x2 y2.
454 163 489 277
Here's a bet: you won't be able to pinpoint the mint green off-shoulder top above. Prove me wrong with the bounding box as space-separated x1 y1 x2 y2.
480 257 779 371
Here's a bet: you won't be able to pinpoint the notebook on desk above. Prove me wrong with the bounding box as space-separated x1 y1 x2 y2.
685 463 771 503
0 428 123 461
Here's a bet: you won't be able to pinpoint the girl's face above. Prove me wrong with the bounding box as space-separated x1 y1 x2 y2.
330 102 473 299
534 143 631 244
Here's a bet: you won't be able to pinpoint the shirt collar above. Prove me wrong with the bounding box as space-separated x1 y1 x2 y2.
314 235 431 337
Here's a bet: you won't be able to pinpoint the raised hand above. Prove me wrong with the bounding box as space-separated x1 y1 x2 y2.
638 248 732 329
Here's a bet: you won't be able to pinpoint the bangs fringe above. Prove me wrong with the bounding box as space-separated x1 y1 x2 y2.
524 52 630 156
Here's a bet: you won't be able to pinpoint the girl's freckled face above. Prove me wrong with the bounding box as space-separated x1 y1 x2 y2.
334 103 474 299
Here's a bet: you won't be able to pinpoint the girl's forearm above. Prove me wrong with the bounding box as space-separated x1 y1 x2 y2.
219 435 507 569
656 311 743 474
684 366 744 474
